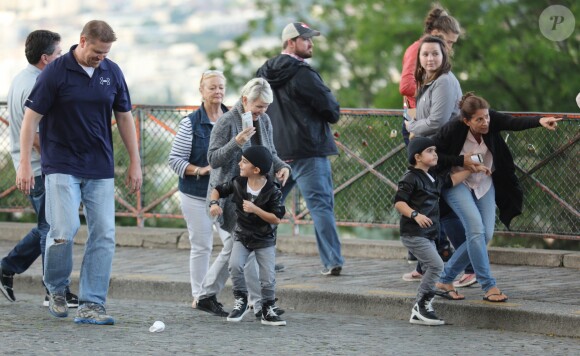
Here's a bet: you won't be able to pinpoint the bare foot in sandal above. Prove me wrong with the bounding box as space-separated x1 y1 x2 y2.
435 282 465 300
483 287 508 302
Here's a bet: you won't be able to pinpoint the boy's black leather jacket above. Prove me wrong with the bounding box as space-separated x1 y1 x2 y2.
215 176 285 249
393 167 452 240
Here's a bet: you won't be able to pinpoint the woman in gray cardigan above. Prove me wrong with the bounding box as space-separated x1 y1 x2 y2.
205 78 290 318
208 78 290 232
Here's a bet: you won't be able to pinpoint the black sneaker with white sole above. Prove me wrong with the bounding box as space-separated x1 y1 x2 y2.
0 265 16 302
66 289 79 308
197 295 228 317
227 291 249 322
261 301 286 326
409 293 444 326
321 266 342 276
255 299 285 319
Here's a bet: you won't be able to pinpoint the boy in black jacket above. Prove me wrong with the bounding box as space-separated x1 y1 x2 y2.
394 137 488 326
209 146 286 326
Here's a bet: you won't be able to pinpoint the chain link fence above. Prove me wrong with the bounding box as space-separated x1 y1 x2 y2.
1 103 578 239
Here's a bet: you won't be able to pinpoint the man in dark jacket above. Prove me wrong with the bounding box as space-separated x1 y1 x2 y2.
256 22 344 276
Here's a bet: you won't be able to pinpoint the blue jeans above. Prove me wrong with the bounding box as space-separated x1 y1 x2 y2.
440 183 497 292
281 157 344 269
44 174 115 305
229 241 276 304
1 175 49 274
441 210 474 275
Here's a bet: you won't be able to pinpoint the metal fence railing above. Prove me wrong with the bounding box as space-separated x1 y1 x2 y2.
1 103 578 240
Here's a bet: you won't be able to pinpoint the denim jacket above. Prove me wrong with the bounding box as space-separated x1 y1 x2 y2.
178 104 229 198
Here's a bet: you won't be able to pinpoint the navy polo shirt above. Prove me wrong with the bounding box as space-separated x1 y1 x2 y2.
26 45 132 179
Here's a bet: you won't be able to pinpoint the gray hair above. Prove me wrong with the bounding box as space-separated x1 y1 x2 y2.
240 78 273 104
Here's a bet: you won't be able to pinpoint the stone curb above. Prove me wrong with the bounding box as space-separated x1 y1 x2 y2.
1 223 578 269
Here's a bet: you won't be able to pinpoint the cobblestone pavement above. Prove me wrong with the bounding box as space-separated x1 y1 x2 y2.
1 293 579 355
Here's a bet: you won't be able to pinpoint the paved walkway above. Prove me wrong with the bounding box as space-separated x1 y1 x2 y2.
1 234 579 338
2 292 579 355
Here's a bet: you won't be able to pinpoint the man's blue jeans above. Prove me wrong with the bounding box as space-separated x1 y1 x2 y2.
1 175 48 274
440 183 497 292
281 157 344 269
44 174 115 305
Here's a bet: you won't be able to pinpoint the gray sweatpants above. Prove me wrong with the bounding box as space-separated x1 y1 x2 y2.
401 236 444 301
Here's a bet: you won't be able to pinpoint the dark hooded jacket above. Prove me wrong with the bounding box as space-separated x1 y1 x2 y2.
256 54 340 160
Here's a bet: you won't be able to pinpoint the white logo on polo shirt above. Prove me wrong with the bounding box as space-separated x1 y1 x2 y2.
99 77 111 85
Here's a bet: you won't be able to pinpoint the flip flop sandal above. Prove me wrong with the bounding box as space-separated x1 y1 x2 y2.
435 289 465 300
453 273 478 288
483 293 508 303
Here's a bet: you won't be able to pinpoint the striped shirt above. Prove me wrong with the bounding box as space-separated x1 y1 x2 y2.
168 117 214 178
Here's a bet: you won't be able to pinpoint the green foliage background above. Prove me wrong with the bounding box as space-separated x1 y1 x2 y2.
209 0 579 111
1 2 578 249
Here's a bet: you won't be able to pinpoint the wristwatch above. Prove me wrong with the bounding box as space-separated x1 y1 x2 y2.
209 200 219 207
410 211 419 219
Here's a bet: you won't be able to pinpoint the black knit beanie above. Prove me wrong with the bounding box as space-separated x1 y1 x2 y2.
242 145 273 176
408 137 436 165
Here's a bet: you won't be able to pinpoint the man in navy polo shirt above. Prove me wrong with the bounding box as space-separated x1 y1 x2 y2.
16 20 142 325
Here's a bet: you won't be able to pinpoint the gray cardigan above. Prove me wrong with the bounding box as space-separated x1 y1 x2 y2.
207 100 290 232
407 72 462 138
